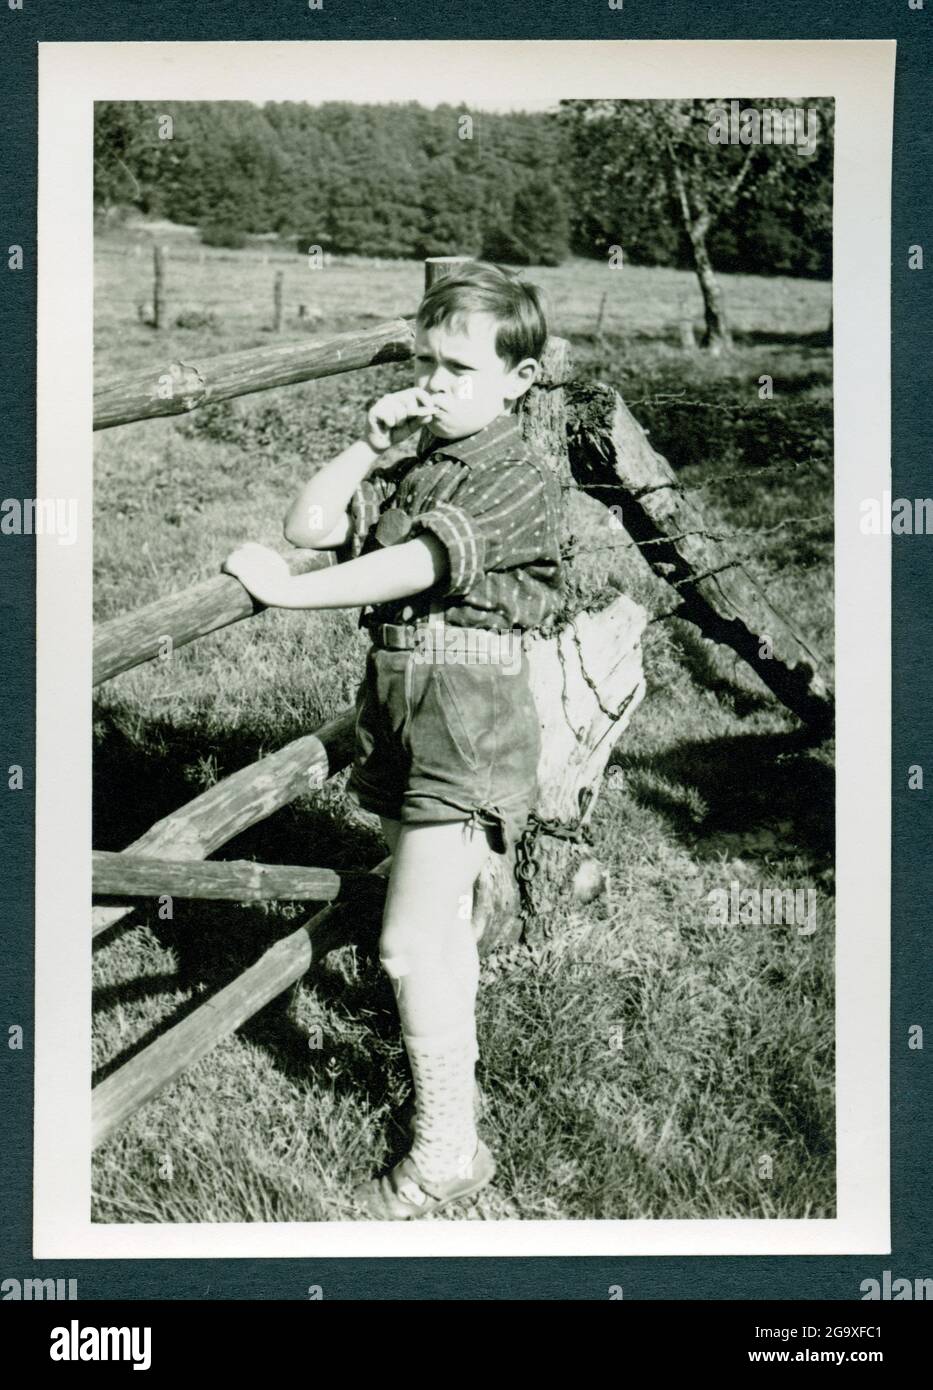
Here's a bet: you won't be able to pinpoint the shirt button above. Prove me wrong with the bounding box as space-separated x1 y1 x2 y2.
400 604 414 621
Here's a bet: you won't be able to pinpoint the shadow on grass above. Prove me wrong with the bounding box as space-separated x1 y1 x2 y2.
663 624 774 719
613 727 834 861
92 894 390 1092
730 327 833 351
92 700 361 855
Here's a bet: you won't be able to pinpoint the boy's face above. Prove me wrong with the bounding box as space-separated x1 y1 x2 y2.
413 311 538 441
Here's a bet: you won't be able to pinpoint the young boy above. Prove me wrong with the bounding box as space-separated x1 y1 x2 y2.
222 262 563 1218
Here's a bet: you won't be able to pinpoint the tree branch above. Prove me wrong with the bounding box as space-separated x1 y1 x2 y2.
722 145 758 209
664 137 695 233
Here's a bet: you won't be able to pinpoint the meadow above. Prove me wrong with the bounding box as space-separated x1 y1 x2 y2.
92 229 835 1222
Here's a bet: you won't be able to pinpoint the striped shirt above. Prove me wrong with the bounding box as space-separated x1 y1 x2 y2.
337 411 564 633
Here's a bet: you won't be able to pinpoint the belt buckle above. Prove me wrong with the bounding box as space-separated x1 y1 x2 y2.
378 622 412 650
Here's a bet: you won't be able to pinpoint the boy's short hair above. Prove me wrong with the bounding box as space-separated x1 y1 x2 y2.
416 261 548 373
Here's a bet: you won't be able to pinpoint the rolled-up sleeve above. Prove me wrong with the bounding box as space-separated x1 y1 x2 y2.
335 461 405 562
409 461 557 599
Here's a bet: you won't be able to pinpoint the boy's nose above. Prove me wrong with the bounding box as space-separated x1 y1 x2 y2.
423 364 449 393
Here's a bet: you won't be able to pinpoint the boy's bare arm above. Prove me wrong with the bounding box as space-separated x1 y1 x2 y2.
283 438 376 548
224 533 450 611
283 387 438 548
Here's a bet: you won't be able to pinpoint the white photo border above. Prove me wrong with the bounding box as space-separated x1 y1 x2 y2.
34 38 894 1259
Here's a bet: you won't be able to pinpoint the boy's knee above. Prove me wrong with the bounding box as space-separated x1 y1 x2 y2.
378 939 444 1006
379 950 411 984
379 914 456 983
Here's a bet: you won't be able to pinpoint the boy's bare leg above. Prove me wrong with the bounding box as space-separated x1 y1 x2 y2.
379 815 402 856
377 819 493 1184
379 813 484 944
380 819 491 1035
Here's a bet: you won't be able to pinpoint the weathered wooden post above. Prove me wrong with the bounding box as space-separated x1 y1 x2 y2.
566 382 834 729
678 297 697 351
595 289 608 339
424 255 472 290
445 263 644 948
152 245 166 330
273 271 284 332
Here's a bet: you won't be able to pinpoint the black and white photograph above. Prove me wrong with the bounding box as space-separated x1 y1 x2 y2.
32 40 892 1257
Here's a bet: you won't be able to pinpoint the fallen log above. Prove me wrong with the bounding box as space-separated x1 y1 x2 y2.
566 381 833 730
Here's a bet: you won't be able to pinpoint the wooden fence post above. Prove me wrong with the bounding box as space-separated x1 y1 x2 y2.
566 382 834 729
595 289 608 339
153 245 166 330
273 270 283 332
424 255 472 290
678 298 696 351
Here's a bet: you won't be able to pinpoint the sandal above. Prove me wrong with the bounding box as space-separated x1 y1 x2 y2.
349 1140 496 1220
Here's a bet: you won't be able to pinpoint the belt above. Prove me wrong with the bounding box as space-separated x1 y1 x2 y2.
371 619 441 651
370 619 518 654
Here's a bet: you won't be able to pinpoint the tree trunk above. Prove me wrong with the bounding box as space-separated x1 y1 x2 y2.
688 223 732 354
471 595 648 951
664 140 733 355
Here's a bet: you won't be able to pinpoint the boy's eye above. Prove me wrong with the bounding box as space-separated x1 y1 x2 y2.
415 354 472 372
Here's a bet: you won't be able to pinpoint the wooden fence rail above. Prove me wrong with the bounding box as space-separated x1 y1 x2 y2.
93 547 332 686
93 710 356 940
93 317 415 430
92 852 374 903
92 859 391 1149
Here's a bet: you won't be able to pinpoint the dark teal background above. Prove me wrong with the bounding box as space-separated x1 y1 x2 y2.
1 2 927 1301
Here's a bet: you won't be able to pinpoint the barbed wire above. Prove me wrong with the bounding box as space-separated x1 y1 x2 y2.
558 507 832 631
624 390 830 415
565 455 831 503
561 510 831 563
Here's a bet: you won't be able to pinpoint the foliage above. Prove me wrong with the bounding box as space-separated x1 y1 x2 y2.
199 222 248 250
558 97 833 278
94 99 832 279
174 308 222 332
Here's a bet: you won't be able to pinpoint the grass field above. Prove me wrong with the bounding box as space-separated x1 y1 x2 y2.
92 231 835 1222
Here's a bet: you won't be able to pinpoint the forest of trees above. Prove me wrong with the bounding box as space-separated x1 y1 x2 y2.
93 99 833 283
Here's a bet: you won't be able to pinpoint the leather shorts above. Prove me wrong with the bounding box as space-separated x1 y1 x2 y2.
346 637 540 857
